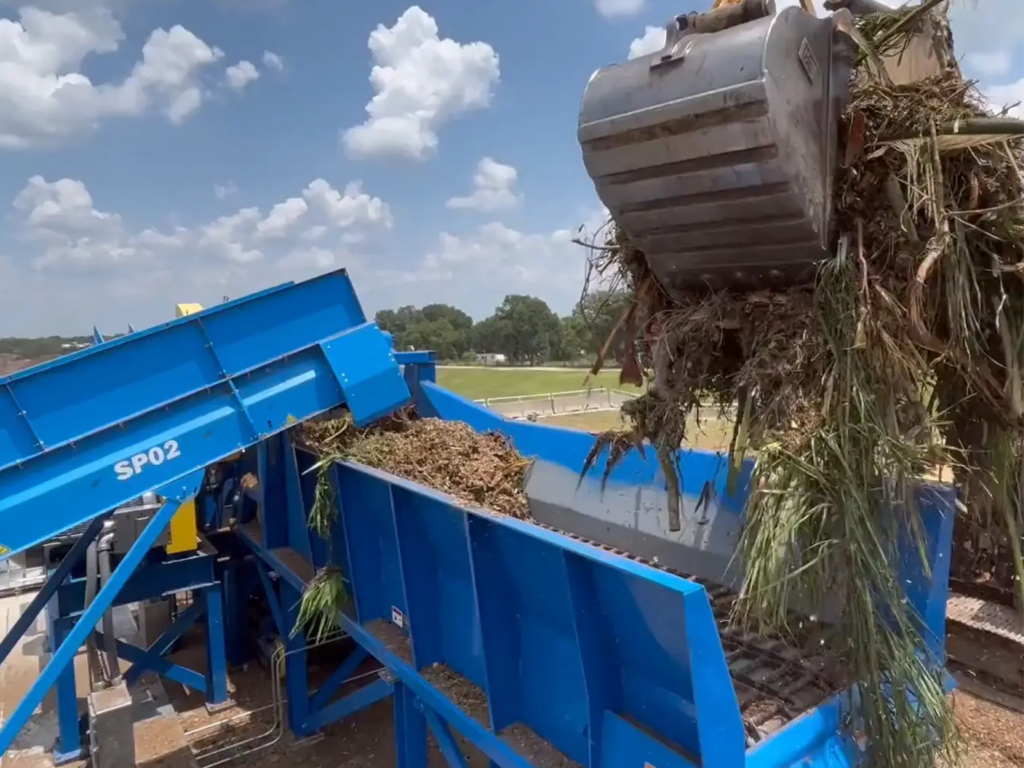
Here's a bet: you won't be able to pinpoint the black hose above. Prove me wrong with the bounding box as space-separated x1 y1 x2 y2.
84 539 98 663
98 545 122 685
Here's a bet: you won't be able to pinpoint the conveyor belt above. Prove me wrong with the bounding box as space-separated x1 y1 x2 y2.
533 521 842 744
0 269 411 560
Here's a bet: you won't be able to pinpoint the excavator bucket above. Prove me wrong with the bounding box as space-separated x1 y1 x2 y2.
578 0 855 297
578 0 954 298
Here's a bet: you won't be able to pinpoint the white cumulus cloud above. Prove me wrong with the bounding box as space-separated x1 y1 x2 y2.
303 179 394 227
225 59 259 90
628 25 666 59
984 77 1024 118
10 175 393 271
4 174 399 334
214 182 237 200
341 6 501 161
261 50 284 71
446 158 522 212
0 7 226 148
14 176 121 232
595 0 645 18
367 207 607 318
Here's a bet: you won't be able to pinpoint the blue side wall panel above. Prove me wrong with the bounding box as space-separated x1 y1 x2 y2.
0 269 411 558
414 380 957 656
415 381 753 514
299 449 752 768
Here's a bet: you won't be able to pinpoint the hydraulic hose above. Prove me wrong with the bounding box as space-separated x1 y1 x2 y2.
84 538 98 664
97 535 122 686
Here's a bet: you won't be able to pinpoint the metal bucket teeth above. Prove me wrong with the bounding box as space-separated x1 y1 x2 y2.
578 5 855 297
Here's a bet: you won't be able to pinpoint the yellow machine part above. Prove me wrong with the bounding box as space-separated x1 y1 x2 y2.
167 498 200 554
175 302 205 318
164 300 244 553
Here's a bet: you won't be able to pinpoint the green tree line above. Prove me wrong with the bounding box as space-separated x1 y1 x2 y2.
375 291 631 365
0 336 94 360
1 291 633 367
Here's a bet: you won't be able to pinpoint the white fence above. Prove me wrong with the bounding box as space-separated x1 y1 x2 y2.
474 388 638 420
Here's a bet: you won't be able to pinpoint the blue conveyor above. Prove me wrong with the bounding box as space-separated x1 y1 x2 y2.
0 271 959 768
0 268 410 559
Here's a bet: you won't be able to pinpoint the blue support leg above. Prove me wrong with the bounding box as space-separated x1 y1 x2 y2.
0 470 204 756
280 580 311 737
394 682 428 768
203 583 230 709
50 620 82 763
221 559 245 666
423 707 470 768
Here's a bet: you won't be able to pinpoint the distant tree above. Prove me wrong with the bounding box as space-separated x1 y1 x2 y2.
404 318 463 360
420 305 473 357
488 295 561 365
470 316 511 356
0 336 94 359
375 305 423 344
554 315 589 363
421 304 472 332
376 304 475 360
574 290 631 358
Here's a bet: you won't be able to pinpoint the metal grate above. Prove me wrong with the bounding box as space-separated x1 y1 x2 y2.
536 522 842 744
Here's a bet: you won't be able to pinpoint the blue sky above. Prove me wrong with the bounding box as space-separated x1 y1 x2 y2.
0 0 1020 336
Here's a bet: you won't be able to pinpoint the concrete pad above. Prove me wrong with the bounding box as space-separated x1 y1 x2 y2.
0 592 194 768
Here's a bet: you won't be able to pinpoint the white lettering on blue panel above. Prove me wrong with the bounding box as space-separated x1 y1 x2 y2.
114 439 182 480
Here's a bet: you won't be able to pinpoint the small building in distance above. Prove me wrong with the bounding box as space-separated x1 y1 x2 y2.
474 352 507 366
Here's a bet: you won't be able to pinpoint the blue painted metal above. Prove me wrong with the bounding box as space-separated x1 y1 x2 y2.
328 457 749 768
43 542 233 747
237 540 393 737
0 470 205 755
231 355 956 768
41 514 230 757
0 514 107 668
0 268 410 560
47 617 83 761
0 272 953 768
52 546 218 614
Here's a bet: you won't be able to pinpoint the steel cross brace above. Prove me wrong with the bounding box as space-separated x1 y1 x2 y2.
343 616 537 768
0 470 205 757
247 555 393 737
0 515 108 668
85 582 229 698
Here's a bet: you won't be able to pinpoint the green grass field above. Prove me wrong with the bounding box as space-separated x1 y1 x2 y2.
434 367 731 450
543 411 733 451
436 367 641 401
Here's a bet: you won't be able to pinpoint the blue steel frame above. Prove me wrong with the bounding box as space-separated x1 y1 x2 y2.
45 544 229 761
0 470 207 756
238 352 957 768
0 269 412 759
234 532 395 737
0 267 411 560
0 283 958 767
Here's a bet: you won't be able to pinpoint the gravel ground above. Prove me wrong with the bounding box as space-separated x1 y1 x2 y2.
160 635 1023 768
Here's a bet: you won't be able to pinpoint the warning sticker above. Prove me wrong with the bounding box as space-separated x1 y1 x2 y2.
0 544 10 557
